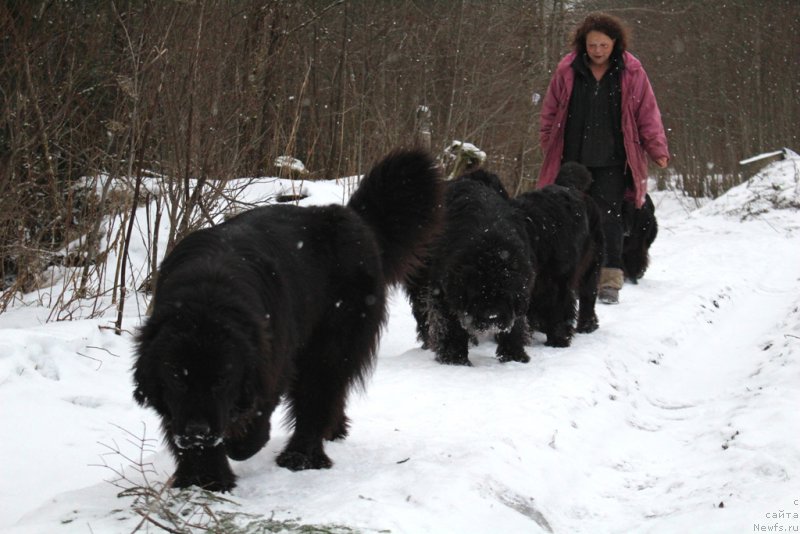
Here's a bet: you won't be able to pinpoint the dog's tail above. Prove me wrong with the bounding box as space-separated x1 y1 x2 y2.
348 148 443 285
555 161 593 192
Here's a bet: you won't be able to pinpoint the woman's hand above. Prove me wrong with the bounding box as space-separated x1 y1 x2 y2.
655 156 668 168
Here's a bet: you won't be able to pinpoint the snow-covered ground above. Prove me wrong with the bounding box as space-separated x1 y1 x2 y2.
1 155 799 533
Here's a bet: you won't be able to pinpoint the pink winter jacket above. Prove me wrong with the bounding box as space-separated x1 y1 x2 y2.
537 51 669 208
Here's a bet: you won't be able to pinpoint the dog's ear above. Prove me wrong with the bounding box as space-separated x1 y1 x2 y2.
132 365 150 406
132 348 159 407
242 316 276 402
132 320 162 407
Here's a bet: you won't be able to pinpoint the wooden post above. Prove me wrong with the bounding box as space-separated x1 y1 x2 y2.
416 105 432 150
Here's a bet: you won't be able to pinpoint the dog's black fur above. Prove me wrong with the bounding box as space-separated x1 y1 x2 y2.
406 169 534 366
553 160 594 191
622 193 657 283
512 162 604 346
133 149 442 491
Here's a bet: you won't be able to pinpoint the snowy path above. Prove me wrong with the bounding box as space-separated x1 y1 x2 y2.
2 183 799 533
547 206 800 532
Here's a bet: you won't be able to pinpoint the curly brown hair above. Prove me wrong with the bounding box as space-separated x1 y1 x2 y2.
571 12 630 55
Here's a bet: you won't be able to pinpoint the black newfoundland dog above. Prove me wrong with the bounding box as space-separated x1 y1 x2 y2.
406 169 534 366
622 193 658 283
512 162 604 347
133 149 442 491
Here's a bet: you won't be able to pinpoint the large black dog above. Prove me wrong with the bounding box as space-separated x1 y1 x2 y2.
133 149 442 491
513 162 604 347
622 193 658 283
406 170 534 366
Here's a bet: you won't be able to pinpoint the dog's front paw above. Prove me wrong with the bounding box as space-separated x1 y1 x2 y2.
435 353 472 366
172 465 236 492
545 323 574 347
171 447 236 492
276 449 333 471
576 315 599 333
545 335 572 348
498 350 530 363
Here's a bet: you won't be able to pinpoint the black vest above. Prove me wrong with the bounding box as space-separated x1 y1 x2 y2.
563 52 626 167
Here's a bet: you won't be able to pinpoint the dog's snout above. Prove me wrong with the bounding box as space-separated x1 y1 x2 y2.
482 307 509 325
459 304 515 334
185 419 211 437
174 418 221 449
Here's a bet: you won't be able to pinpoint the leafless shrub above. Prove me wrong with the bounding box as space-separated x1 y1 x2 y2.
95 424 372 533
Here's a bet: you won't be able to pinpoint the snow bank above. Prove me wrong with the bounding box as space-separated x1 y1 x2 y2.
699 149 800 219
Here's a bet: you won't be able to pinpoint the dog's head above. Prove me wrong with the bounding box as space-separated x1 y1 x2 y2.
555 161 593 192
133 300 271 450
441 241 533 334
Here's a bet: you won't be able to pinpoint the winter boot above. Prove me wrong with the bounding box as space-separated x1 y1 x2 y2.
598 267 624 305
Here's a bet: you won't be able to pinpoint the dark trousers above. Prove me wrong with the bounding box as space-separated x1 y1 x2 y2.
587 165 631 270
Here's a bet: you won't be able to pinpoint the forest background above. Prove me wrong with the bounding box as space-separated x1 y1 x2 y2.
1 0 799 318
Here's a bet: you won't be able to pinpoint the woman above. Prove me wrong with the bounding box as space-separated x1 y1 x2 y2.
538 12 669 304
